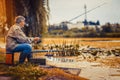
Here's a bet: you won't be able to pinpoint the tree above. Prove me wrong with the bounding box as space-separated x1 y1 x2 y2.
101 22 112 32
69 28 80 33
96 20 100 25
5 0 49 37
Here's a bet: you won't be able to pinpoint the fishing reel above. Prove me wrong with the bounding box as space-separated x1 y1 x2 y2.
33 36 42 49
36 39 41 44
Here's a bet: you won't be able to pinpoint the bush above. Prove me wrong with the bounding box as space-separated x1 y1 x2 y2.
7 63 47 80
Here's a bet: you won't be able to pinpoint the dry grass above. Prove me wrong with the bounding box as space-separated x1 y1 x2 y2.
0 64 88 80
0 37 120 49
0 37 120 62
110 74 120 76
41 38 120 49
0 38 119 80
97 57 120 68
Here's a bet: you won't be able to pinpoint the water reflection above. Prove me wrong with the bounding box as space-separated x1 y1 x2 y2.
46 56 76 63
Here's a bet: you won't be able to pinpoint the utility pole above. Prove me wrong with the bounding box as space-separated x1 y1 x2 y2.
84 4 87 21
84 4 88 27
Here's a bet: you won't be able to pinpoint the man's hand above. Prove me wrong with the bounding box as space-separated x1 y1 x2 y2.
34 37 40 41
34 37 41 43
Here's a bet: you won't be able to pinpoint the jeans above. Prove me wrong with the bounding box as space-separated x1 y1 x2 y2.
13 43 32 63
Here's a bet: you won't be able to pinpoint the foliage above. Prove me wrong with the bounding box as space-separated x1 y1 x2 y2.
0 62 87 80
7 63 47 80
48 23 120 38
43 40 82 57
5 0 49 36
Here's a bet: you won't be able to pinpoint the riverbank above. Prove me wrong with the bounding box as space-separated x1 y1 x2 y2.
0 37 120 80
46 56 120 80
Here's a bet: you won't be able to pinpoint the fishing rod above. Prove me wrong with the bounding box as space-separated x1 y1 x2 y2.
69 2 107 22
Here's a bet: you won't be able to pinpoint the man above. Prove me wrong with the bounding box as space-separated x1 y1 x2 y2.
6 16 40 64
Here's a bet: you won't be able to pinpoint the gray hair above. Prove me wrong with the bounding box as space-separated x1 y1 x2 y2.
15 16 25 24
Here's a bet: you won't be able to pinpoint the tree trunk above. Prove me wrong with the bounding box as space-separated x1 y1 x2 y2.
5 0 49 37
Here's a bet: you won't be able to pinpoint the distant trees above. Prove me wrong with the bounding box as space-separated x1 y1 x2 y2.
48 22 68 33
83 20 100 25
101 23 112 32
48 22 120 38
101 23 120 33
69 28 80 33
96 20 100 25
100 23 120 37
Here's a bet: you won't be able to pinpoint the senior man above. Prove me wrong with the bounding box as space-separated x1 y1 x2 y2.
6 16 40 64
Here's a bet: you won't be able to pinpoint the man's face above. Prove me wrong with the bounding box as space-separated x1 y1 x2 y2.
20 20 25 27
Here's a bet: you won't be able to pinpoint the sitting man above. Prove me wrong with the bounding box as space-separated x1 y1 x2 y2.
6 16 40 64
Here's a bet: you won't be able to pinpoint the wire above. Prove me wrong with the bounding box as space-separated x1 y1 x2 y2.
69 3 107 22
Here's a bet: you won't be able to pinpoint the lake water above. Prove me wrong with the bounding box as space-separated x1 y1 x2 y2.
46 56 76 63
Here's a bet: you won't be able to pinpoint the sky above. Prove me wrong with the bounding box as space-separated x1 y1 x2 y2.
49 0 120 25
